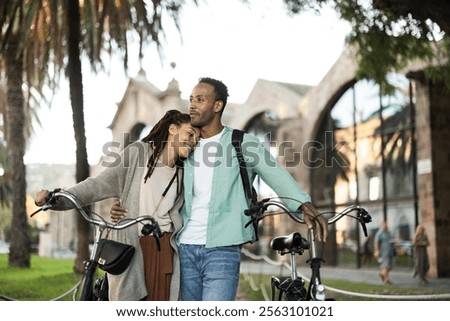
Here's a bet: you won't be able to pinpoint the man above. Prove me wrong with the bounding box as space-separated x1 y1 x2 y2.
177 77 327 301
374 221 395 285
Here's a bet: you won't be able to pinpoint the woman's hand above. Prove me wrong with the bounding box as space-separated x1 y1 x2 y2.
34 189 50 206
110 200 128 223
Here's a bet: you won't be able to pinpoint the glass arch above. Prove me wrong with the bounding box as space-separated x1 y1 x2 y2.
311 74 418 267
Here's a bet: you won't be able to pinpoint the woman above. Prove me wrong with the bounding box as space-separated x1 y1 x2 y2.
34 110 199 301
412 225 430 285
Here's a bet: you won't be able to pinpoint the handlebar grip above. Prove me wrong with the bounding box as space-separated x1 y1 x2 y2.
141 224 156 236
140 223 162 251
45 188 61 205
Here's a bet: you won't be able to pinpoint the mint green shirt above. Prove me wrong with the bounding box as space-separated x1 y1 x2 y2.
179 126 311 247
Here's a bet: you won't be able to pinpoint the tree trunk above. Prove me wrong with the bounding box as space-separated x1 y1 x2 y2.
67 0 90 274
5 32 30 268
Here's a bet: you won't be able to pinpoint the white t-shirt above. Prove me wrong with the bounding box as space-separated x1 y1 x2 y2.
179 129 224 244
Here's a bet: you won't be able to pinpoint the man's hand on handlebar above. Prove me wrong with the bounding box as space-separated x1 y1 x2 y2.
35 189 50 207
110 200 128 223
299 202 328 242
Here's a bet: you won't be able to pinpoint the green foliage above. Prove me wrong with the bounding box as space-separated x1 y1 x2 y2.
282 0 329 14
0 0 196 108
423 37 450 89
282 0 450 92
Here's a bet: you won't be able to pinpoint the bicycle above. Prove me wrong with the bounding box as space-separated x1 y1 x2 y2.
0 188 162 301
244 197 372 301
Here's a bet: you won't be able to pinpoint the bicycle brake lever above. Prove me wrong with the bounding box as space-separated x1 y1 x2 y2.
361 222 368 237
244 220 253 228
244 207 260 228
153 226 162 251
30 207 44 218
155 238 161 251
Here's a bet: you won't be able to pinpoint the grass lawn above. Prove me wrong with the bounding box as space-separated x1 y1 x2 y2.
0 253 442 301
0 254 81 301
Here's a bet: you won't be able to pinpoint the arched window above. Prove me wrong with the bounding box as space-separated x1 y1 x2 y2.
311 74 418 266
124 123 153 148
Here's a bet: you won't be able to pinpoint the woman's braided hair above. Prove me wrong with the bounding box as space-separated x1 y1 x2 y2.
141 109 191 183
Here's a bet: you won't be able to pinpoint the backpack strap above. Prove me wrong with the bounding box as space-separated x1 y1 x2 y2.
232 129 259 241
232 130 255 204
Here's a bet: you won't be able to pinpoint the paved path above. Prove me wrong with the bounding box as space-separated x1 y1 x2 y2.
240 260 450 295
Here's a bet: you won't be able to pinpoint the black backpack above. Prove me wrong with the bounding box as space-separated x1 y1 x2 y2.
231 129 259 240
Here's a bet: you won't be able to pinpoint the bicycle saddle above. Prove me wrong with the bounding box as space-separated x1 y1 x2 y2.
270 232 310 252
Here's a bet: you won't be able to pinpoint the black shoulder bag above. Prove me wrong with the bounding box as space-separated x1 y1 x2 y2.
97 239 135 275
232 129 260 241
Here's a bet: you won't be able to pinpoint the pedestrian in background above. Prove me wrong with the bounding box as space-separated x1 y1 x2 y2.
412 225 430 285
374 221 395 285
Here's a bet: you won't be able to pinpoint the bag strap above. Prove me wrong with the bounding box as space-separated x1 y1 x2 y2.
232 129 256 204
232 129 259 241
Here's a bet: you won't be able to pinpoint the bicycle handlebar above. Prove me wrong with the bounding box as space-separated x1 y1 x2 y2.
244 197 372 237
31 188 162 236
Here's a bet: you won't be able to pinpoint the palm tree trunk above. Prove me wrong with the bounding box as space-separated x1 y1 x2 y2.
67 0 90 274
5 32 30 268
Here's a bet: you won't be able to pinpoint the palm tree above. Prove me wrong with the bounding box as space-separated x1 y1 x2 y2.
1 0 72 268
1 0 195 270
1 6 30 267
67 0 91 273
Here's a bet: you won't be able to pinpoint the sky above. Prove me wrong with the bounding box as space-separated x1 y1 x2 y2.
23 0 351 165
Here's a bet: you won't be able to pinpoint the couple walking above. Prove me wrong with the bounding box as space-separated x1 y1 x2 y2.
35 77 326 301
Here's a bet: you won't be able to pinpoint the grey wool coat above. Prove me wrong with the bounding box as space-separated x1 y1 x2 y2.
53 141 183 301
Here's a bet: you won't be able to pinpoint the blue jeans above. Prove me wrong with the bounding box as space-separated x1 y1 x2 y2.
178 243 241 301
